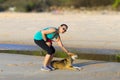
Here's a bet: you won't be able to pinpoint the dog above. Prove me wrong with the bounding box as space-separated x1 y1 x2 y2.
50 53 82 71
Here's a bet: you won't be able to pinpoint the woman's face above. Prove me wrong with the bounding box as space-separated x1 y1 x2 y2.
59 26 67 33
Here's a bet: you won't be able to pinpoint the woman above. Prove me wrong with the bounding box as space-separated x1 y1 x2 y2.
34 24 72 71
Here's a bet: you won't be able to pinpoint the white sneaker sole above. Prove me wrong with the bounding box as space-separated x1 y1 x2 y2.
40 68 51 72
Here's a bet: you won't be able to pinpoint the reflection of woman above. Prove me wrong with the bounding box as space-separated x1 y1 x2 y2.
34 24 72 71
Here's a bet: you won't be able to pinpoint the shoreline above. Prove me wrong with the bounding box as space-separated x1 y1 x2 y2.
0 49 120 62
0 43 120 55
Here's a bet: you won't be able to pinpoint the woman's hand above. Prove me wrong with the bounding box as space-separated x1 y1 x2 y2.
46 39 52 47
46 42 51 47
67 52 75 56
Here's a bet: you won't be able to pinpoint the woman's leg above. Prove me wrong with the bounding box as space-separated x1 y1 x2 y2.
48 54 54 65
42 42 54 67
43 54 51 67
34 40 55 67
43 54 54 67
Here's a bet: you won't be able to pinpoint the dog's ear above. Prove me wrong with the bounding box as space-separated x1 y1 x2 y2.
68 53 78 58
68 53 75 56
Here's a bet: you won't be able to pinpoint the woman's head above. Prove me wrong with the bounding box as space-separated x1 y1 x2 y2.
58 24 68 33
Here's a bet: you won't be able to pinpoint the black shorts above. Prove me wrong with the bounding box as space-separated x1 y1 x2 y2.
34 39 55 55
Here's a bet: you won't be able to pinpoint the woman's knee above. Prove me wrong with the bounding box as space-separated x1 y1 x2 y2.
47 47 55 55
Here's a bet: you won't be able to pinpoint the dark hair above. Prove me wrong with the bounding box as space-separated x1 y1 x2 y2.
60 24 68 29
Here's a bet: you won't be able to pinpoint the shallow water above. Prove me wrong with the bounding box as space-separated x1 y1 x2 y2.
0 44 38 51
0 44 120 62
0 44 120 54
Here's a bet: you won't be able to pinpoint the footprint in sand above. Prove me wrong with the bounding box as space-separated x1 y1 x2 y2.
6 62 37 67
20 62 35 66
116 72 120 76
0 69 3 72
6 64 18 67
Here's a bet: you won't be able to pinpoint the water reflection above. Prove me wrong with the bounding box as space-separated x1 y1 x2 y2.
0 44 38 51
0 44 120 54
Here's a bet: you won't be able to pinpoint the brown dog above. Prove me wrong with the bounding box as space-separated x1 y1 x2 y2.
50 53 82 71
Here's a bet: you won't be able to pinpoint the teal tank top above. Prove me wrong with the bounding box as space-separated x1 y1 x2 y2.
34 27 59 40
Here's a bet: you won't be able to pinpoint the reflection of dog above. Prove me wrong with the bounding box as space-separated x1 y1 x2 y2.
50 54 82 71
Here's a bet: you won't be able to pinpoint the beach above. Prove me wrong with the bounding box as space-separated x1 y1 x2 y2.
0 12 120 50
0 12 120 80
0 53 120 80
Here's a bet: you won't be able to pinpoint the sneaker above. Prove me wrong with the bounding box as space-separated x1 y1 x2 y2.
40 66 51 72
47 65 55 71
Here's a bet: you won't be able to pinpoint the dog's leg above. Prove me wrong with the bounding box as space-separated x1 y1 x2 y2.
73 66 83 71
66 66 79 71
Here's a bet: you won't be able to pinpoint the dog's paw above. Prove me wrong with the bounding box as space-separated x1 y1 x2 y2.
73 66 83 71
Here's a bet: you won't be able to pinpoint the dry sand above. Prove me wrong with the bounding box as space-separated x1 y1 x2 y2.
0 12 120 50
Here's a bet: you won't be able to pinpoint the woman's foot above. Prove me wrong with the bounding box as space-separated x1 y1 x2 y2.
47 65 55 71
40 66 51 72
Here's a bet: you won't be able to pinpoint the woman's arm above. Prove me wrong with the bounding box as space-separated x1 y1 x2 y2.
55 36 70 55
41 28 56 41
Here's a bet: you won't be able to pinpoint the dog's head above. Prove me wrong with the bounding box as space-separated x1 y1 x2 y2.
71 55 78 60
68 53 78 60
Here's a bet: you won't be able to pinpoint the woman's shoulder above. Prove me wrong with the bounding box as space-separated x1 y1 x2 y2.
43 26 55 29
49 27 57 30
44 27 58 31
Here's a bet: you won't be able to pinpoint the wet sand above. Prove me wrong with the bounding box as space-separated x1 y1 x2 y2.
0 53 120 80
